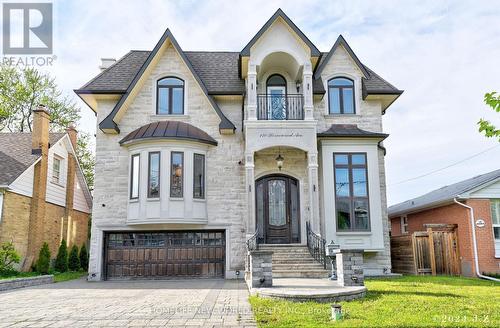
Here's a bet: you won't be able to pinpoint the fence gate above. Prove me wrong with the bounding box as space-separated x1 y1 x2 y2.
391 225 460 276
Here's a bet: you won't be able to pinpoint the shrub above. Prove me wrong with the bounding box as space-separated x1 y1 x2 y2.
68 245 80 271
79 244 88 271
0 242 21 274
35 242 51 274
55 239 68 272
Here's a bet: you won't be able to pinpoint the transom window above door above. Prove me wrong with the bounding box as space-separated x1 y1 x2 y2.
328 77 355 114
157 77 184 115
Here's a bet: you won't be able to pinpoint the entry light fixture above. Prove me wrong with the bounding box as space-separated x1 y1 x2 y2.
295 80 301 92
276 149 284 171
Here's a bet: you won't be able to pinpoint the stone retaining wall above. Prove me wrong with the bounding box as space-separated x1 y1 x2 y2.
0 275 53 291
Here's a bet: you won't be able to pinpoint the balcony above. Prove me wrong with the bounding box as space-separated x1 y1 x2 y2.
257 94 304 120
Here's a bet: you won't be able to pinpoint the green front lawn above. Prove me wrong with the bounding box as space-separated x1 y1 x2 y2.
249 276 500 327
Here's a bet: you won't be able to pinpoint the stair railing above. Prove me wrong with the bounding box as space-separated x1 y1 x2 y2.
246 225 260 251
306 221 327 269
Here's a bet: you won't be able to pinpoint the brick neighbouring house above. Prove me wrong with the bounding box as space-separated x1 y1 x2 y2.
0 106 92 271
388 169 500 277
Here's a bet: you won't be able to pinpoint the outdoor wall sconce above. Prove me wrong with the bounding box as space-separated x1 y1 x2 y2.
295 80 301 92
275 149 284 171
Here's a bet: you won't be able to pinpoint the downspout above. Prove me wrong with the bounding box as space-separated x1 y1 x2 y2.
453 197 500 282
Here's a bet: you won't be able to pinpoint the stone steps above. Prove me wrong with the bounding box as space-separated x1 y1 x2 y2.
258 245 330 278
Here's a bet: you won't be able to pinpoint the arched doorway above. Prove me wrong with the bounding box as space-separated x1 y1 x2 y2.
256 174 300 244
266 74 287 120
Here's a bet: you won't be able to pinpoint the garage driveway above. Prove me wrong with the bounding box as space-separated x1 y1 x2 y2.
0 278 256 327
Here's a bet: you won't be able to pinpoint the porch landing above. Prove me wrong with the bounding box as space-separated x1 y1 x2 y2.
250 278 367 303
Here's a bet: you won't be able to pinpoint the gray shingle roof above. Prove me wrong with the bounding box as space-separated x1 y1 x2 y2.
76 51 399 96
0 133 65 185
317 124 388 139
388 169 500 217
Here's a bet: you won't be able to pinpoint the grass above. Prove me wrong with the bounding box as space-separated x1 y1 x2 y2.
249 276 500 328
1 270 86 282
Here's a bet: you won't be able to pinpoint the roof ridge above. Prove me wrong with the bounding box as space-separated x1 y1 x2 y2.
79 50 137 90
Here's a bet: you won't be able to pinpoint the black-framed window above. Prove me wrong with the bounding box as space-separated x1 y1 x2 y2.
157 77 184 115
130 154 140 199
148 152 160 198
193 154 205 199
333 153 370 231
170 152 183 198
328 77 355 114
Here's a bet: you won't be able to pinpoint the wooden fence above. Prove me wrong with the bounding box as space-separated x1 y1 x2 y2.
391 225 460 276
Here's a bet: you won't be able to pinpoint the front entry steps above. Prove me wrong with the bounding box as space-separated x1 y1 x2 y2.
259 244 330 278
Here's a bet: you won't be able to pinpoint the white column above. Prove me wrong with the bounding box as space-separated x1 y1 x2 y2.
302 62 314 120
247 63 257 121
245 151 256 236
308 151 320 233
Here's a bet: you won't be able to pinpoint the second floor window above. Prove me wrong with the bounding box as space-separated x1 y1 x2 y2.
170 152 183 198
148 152 160 198
401 215 409 234
334 153 369 231
328 77 355 114
52 156 62 184
157 77 184 115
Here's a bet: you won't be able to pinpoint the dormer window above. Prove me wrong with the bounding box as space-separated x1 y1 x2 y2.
328 77 355 114
157 77 184 115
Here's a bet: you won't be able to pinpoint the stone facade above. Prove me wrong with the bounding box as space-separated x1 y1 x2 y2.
334 249 365 287
87 16 396 280
246 250 273 288
0 275 53 291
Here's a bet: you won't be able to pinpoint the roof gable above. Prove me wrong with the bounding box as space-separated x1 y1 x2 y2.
240 9 320 57
98 29 235 134
314 35 369 79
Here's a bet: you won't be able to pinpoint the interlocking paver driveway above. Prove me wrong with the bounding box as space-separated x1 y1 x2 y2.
0 278 256 327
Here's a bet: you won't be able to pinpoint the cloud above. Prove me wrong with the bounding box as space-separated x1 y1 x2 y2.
45 0 500 204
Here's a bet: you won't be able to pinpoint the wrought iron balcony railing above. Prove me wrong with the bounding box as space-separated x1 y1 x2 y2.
257 94 304 120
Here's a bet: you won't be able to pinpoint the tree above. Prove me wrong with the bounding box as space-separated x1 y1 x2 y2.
76 132 95 191
0 65 80 132
79 244 89 271
55 239 68 272
35 242 51 274
478 92 500 141
0 242 21 274
0 65 95 189
68 245 80 271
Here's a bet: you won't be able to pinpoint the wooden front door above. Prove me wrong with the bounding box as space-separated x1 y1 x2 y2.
256 175 300 244
104 231 225 280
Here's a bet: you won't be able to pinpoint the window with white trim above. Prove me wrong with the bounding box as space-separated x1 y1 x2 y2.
401 215 409 234
130 154 140 199
0 192 4 223
52 156 62 184
491 199 500 257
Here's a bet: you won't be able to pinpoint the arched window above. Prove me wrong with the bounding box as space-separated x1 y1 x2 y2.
328 77 355 114
157 77 184 115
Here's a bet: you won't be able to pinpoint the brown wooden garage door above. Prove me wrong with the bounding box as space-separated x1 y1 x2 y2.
104 231 225 279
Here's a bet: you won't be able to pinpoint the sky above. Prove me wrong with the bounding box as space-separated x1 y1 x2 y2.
9 0 500 205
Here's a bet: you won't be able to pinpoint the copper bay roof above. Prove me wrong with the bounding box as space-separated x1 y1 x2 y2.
119 121 218 146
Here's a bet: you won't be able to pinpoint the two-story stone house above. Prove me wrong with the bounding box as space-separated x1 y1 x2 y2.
76 9 402 280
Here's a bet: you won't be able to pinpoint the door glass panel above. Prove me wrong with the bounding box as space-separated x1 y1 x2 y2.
268 87 286 120
256 182 264 240
268 179 286 226
290 180 300 243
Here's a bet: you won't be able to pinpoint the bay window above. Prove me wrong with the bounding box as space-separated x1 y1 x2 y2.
333 153 370 231
170 152 184 198
193 154 205 199
130 154 140 199
148 152 160 198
